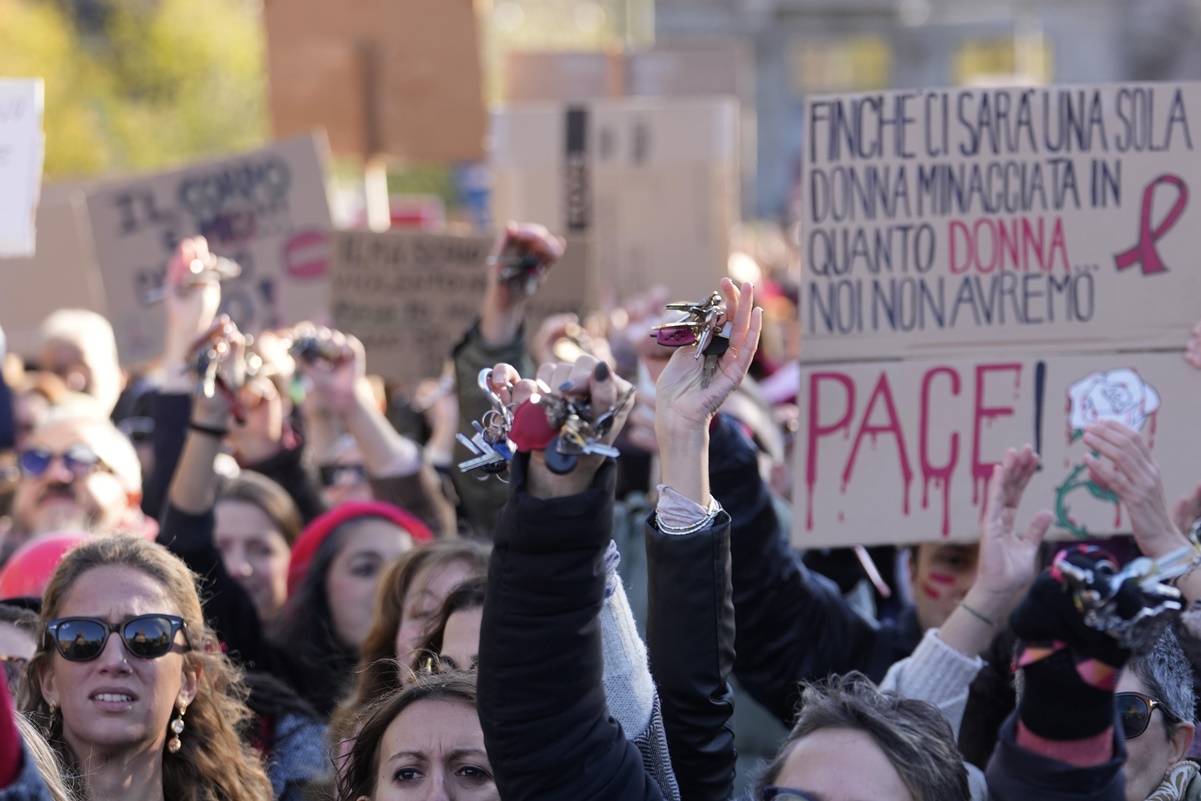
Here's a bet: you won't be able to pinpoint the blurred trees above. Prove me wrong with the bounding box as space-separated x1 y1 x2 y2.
0 0 267 179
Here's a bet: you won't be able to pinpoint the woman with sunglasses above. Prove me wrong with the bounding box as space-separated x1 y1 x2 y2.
1113 630 1197 801
18 535 272 801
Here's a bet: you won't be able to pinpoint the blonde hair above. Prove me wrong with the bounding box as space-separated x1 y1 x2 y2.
14 714 71 801
20 537 273 801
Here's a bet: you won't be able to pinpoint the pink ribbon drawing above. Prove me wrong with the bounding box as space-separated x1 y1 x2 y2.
1114 174 1189 276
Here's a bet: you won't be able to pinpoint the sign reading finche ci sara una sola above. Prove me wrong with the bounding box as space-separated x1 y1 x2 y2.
794 83 1201 548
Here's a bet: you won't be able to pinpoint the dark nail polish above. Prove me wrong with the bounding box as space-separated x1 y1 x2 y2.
559 381 574 391
594 362 610 381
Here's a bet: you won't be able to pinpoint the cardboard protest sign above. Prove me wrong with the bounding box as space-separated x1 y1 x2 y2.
802 83 1201 362
85 135 333 366
329 231 594 382
491 98 738 304
0 79 44 257
0 184 107 358
794 352 1201 548
263 0 486 162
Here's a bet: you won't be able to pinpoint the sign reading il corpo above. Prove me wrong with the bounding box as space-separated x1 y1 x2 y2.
86 134 333 365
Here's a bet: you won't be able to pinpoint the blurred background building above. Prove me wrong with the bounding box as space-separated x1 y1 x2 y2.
656 0 1201 217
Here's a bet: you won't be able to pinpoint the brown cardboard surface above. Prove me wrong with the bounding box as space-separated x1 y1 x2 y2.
505 51 625 104
85 135 333 366
801 83 1201 363
504 44 752 105
0 184 107 358
491 98 738 303
263 0 486 162
329 231 594 382
793 351 1201 548
626 43 753 101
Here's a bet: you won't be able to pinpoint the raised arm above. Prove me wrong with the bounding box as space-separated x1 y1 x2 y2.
450 223 563 536
477 354 665 801
644 279 761 801
882 445 1050 736
293 325 456 535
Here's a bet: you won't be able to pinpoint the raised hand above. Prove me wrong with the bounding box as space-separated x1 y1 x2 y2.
1083 420 1186 559
480 222 566 347
972 445 1052 605
165 237 224 362
653 278 763 437
291 324 366 417
186 315 247 430
487 355 634 500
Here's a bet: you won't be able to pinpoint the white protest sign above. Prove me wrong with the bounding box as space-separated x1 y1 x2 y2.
0 79 44 258
802 83 1201 361
85 134 333 365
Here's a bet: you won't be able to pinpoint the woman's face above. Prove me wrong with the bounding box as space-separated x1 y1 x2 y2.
367 698 496 801
440 608 482 671
214 500 291 618
38 565 197 758
1118 671 1194 801
328 520 414 649
395 561 480 664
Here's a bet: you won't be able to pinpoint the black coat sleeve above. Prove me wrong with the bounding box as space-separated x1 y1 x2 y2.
477 457 666 801
645 508 735 801
985 716 1126 801
718 414 902 725
142 392 192 521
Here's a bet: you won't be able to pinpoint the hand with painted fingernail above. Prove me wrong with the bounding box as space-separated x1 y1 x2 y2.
515 355 634 500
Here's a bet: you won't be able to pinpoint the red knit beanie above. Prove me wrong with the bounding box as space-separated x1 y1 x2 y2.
286 501 433 597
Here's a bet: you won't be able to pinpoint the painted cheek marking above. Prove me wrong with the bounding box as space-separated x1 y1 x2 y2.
921 582 941 600
929 571 957 585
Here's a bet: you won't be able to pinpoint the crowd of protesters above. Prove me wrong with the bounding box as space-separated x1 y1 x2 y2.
0 221 1198 801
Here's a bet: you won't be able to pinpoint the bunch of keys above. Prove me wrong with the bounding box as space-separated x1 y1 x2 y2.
186 335 247 424
144 255 241 304
1053 544 1194 653
489 247 546 297
650 291 733 389
535 386 634 475
457 369 516 480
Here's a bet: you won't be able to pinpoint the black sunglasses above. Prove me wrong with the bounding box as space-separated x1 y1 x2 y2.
1117 691 1180 739
18 446 104 480
45 615 191 662
319 463 368 488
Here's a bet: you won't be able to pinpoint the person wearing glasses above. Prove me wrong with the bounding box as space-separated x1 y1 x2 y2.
1112 631 1197 800
7 414 143 555
18 535 273 801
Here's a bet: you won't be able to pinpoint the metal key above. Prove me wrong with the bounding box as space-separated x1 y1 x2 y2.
701 323 732 389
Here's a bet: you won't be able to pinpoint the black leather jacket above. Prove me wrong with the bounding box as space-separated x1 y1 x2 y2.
718 415 924 726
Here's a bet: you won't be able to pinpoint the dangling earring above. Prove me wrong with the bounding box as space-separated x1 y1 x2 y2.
47 701 57 717
167 703 187 753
